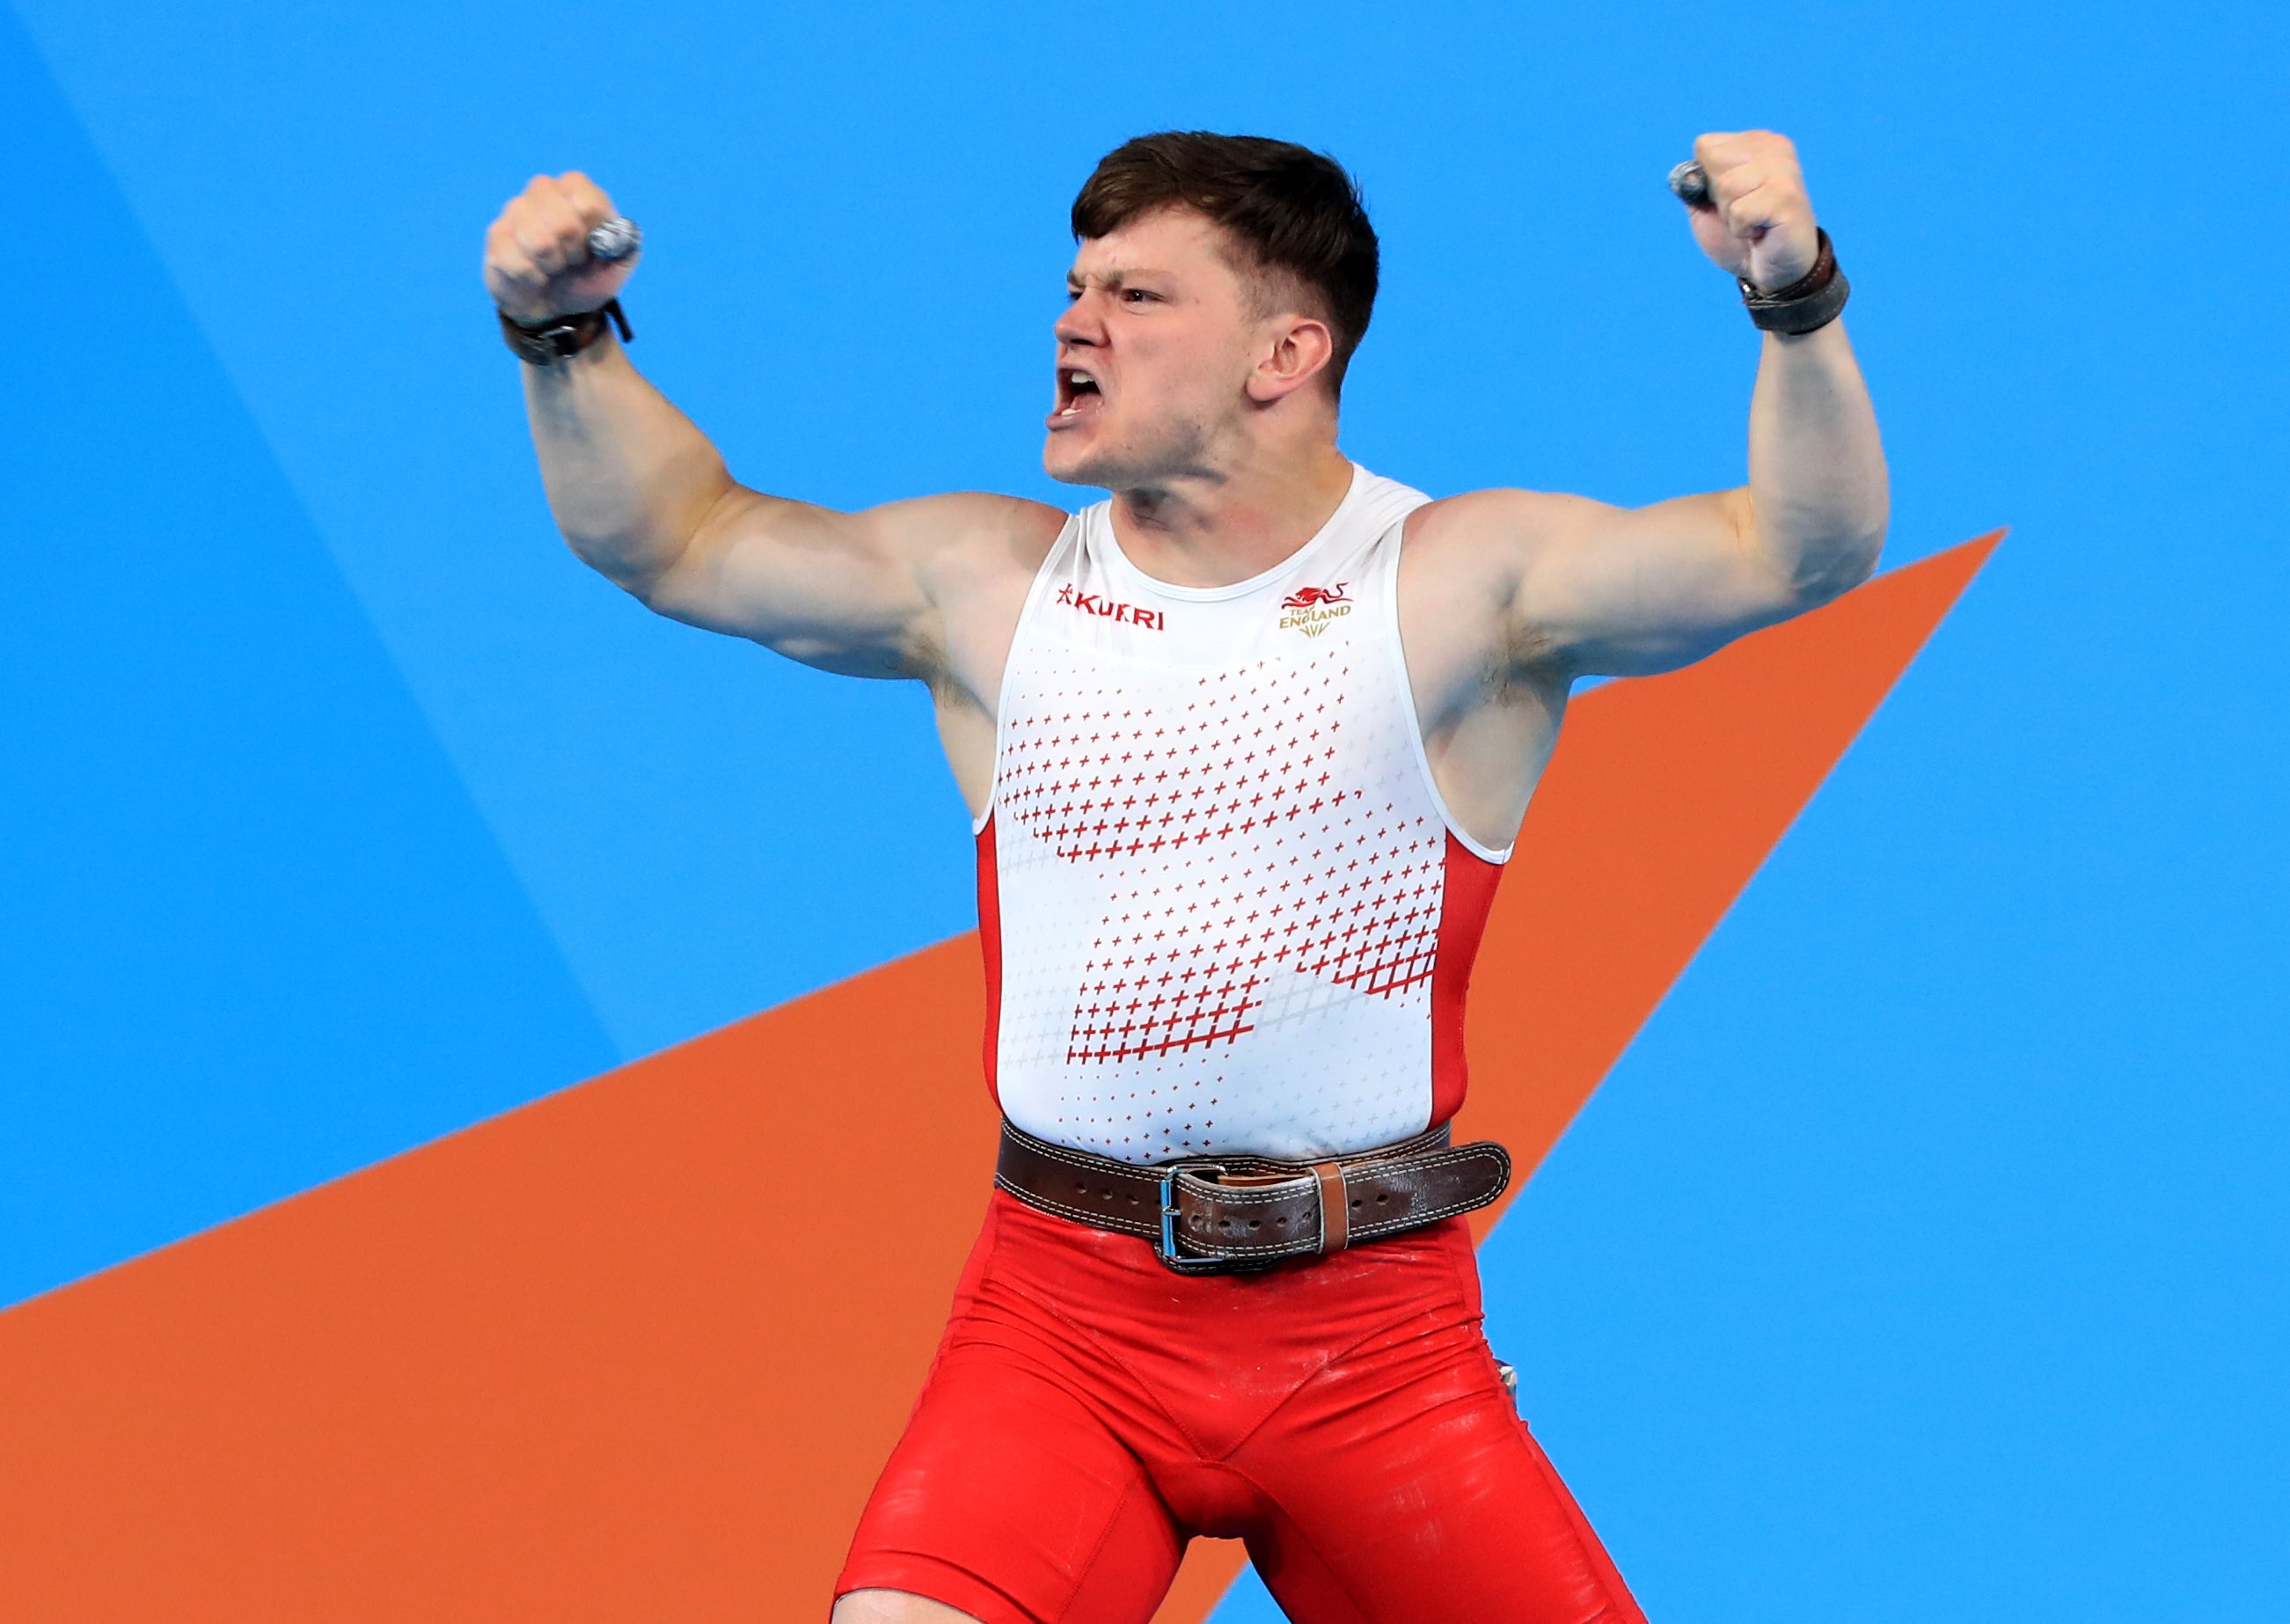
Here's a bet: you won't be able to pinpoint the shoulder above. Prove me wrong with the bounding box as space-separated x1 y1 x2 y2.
1398 486 1608 605
1403 487 1607 555
880 491 1069 552
886 495 1068 636
873 491 1069 587
1396 488 1628 677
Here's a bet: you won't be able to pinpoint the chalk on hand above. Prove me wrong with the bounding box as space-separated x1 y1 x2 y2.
1667 160 1712 209
587 216 643 263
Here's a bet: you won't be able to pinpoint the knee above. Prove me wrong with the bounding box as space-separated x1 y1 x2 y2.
831 1589 984 1623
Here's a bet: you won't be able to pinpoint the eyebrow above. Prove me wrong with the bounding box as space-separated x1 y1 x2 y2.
1066 266 1171 291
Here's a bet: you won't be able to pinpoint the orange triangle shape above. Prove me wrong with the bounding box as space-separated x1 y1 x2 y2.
0 537 1995 1623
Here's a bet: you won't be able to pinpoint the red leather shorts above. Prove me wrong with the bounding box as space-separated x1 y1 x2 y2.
835 1190 1647 1623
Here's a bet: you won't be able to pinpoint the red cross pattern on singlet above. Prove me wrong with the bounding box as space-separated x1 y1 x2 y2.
997 650 1444 1067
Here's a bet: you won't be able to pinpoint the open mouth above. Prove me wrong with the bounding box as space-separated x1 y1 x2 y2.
1051 367 1103 422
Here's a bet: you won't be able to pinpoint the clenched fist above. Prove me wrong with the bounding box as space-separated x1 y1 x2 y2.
483 172 636 326
1685 131 1818 295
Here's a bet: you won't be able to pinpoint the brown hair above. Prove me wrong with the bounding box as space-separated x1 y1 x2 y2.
1071 132 1379 395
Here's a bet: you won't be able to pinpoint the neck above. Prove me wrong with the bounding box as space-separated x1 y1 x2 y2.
1109 438 1355 589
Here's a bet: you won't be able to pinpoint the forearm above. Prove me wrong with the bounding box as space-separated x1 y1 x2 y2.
1744 318 1888 600
523 334 737 596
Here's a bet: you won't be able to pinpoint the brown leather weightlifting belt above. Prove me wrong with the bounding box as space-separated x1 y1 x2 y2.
995 1119 1512 1275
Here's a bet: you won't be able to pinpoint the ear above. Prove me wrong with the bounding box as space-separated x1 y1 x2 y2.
1245 315 1336 405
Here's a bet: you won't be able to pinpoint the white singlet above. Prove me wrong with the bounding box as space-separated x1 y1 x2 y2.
975 465 1512 1166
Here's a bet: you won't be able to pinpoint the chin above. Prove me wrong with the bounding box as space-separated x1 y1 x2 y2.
1042 435 1122 492
1043 419 1211 494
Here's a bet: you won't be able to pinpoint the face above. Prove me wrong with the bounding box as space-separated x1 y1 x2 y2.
1043 208 1266 491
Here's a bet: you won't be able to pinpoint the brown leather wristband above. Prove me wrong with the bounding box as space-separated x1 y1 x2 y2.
1738 229 1848 334
498 298 633 365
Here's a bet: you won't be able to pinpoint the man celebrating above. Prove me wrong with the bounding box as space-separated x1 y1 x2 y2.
484 129 1884 1624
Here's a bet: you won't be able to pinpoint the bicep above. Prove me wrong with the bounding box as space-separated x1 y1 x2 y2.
1510 487 1808 678
640 488 947 679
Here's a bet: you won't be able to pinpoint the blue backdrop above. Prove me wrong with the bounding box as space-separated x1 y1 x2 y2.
4 1 2283 1617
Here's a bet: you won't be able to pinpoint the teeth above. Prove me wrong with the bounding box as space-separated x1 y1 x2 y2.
1057 368 1096 419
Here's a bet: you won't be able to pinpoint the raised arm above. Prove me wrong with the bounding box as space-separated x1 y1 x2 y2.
483 172 1058 682
1424 131 1888 682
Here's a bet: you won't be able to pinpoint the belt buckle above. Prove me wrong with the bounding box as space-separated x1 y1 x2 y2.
1156 1161 1230 1274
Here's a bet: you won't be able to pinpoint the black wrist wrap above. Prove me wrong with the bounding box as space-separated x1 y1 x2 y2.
1739 230 1848 334
499 299 633 365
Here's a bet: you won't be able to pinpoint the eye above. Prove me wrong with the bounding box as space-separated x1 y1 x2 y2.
1123 288 1156 304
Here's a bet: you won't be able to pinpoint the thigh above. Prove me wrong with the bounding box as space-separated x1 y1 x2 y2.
833 1590 988 1622
1240 1322 1647 1622
836 1329 1182 1624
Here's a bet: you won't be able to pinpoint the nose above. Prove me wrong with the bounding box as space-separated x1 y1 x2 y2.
1054 292 1104 348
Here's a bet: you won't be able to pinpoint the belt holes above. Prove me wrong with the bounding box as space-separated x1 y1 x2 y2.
1247 1219 1262 1231
1376 1193 1389 1204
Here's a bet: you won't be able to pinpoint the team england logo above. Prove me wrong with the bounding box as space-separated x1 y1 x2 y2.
1279 582 1351 638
